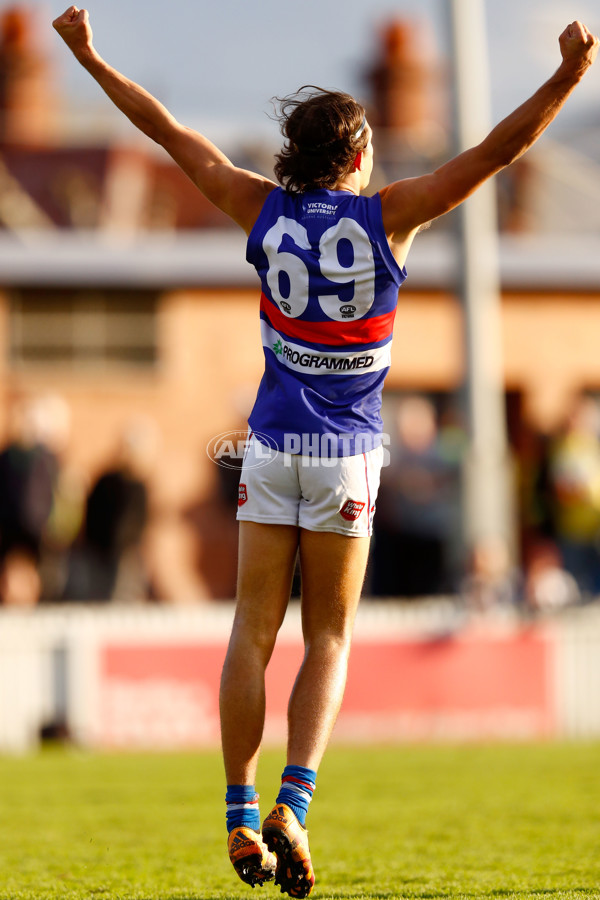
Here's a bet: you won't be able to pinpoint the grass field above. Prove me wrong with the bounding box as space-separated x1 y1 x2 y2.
0 742 599 900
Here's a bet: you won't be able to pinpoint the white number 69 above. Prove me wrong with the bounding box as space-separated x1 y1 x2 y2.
262 216 376 321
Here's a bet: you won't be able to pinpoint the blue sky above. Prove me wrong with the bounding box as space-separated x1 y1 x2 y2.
39 0 600 143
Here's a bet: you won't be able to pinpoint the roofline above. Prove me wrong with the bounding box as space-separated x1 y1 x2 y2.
0 230 598 291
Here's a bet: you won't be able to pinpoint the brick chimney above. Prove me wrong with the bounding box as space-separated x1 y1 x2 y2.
0 5 56 144
368 18 445 152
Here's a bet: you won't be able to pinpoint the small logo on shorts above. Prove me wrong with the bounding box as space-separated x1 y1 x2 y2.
340 499 365 521
238 483 248 507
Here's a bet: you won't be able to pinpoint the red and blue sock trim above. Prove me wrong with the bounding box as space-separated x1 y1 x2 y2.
276 765 317 826
225 784 260 834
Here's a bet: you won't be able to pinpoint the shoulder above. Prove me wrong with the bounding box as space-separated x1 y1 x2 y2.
234 177 279 234
251 185 294 220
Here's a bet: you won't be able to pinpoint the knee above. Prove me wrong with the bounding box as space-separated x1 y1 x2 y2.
230 612 280 663
304 628 353 661
303 602 356 652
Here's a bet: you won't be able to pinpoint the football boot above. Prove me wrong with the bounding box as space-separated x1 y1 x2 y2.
227 826 277 888
262 803 315 898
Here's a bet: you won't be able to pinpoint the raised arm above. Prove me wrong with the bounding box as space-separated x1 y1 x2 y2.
52 6 276 233
380 21 599 262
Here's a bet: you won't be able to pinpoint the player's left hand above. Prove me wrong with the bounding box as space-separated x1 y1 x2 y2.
559 21 599 72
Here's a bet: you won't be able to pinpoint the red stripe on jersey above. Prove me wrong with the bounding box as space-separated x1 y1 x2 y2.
260 293 396 348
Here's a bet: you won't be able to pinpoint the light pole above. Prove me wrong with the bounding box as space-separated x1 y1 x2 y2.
446 0 515 557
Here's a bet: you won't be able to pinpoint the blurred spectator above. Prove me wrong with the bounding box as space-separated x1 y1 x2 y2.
461 536 522 612
546 394 600 598
524 539 580 612
371 394 462 597
0 393 71 606
63 417 158 602
184 453 241 600
0 548 41 607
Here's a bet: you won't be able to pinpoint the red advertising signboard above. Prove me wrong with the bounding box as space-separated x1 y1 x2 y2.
95 624 554 748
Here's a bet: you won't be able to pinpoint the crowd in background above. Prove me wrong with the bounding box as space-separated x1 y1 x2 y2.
1 390 600 610
371 391 600 612
0 394 153 607
525 393 600 607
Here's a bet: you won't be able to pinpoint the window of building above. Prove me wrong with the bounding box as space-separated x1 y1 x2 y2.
9 288 158 368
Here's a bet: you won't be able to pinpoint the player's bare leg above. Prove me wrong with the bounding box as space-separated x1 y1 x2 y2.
220 521 299 783
262 528 370 898
289 528 370 767
220 521 298 887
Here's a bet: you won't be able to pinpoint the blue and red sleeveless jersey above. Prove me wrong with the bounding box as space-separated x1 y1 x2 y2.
246 187 406 456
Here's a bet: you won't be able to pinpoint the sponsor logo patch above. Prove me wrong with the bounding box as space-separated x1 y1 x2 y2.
261 320 392 377
272 340 375 371
238 483 248 507
340 499 365 521
303 201 337 217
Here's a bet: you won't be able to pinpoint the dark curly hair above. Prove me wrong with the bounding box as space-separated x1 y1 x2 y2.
273 86 369 194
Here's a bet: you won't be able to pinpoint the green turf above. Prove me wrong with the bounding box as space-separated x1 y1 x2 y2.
0 743 599 899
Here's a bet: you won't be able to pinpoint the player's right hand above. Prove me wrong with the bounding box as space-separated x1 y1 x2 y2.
52 6 94 59
559 21 599 72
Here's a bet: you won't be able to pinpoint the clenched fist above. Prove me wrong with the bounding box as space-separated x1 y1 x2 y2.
559 21 599 72
52 6 94 61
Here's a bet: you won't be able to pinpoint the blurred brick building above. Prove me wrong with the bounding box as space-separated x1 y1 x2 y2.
1 7 600 600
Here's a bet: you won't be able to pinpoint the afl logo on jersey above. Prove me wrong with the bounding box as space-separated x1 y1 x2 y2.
280 301 292 314
340 305 356 319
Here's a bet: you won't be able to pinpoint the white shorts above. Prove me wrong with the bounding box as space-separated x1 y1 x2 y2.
236 435 383 537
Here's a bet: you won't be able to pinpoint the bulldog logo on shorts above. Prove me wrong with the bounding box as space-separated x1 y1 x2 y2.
238 483 248 507
340 499 365 521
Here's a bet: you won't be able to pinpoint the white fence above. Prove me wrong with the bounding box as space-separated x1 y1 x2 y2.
1 602 600 753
